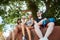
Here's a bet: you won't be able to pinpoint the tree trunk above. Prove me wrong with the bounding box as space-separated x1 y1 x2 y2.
43 0 51 13
26 0 38 19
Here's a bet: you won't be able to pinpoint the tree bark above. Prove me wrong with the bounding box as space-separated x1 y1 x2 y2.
26 0 38 19
43 0 51 13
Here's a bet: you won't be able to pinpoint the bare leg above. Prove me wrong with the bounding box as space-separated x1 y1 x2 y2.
34 24 43 39
26 27 32 40
21 24 27 40
12 32 15 40
34 20 44 39
44 22 54 38
12 30 17 40
21 24 25 36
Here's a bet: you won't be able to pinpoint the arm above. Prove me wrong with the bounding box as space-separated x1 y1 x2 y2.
21 24 25 36
12 25 18 40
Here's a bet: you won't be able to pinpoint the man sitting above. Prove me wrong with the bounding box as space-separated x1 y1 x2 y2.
34 11 55 40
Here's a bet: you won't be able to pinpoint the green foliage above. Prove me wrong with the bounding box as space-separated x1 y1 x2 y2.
0 1 28 24
0 0 60 25
0 9 6 16
0 24 5 31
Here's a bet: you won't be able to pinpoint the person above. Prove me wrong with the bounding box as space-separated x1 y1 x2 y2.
34 11 55 40
12 18 22 40
21 15 34 40
21 16 27 40
25 13 34 40
26 13 34 29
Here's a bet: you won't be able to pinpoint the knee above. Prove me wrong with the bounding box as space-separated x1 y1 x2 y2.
26 27 29 30
47 18 55 26
47 22 55 26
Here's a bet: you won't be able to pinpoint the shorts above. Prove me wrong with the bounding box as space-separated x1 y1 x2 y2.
42 18 55 27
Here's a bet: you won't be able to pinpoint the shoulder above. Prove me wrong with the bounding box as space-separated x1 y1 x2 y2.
15 25 18 27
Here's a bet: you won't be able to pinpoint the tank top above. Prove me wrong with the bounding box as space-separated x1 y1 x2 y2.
26 18 33 26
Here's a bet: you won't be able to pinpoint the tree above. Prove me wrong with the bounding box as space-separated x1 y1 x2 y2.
0 0 60 25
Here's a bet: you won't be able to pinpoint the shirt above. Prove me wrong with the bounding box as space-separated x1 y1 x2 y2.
26 18 33 26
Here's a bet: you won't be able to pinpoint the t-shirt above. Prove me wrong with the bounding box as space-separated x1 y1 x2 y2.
35 18 47 27
35 18 42 23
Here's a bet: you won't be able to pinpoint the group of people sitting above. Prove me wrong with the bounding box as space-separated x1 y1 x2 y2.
11 11 55 40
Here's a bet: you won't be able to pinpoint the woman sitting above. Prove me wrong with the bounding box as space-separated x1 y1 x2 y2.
12 19 22 40
34 11 55 40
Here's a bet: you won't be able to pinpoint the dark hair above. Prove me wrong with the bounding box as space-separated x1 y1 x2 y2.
37 11 43 14
17 18 21 24
40 11 43 13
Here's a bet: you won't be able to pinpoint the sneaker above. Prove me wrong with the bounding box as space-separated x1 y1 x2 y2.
43 37 48 40
39 37 48 40
22 36 26 40
39 38 44 40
